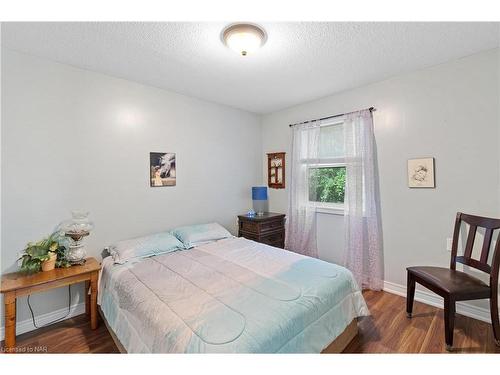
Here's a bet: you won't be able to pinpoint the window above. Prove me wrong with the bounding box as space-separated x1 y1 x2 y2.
308 165 346 204
306 120 346 212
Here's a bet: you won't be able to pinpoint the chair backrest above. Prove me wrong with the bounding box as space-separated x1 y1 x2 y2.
450 212 500 286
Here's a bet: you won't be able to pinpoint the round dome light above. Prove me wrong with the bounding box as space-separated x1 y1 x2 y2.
222 23 267 56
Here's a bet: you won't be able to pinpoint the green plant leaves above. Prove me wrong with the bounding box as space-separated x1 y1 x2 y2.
19 232 70 274
20 254 42 274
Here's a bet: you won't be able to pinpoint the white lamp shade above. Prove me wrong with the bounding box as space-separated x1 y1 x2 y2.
222 24 266 56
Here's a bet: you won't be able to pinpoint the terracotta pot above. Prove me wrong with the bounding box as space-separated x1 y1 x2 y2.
41 253 57 272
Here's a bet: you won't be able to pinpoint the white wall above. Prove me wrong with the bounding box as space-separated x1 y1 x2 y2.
1 49 262 328
262 49 500 312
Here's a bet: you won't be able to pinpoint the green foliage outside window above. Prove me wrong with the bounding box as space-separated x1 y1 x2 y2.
309 166 346 203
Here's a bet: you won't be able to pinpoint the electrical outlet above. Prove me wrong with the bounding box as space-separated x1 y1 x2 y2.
446 238 453 252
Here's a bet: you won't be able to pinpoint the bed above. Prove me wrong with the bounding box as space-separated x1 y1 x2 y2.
98 236 369 353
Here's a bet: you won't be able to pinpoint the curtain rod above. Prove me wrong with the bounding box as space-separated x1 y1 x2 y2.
288 107 375 127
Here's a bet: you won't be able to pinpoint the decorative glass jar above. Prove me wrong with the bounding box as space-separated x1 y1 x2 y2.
59 210 94 264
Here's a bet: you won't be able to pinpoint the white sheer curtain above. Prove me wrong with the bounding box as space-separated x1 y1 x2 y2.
343 109 383 290
285 121 321 258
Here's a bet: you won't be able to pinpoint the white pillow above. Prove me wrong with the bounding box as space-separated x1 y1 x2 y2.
171 223 233 249
109 232 185 264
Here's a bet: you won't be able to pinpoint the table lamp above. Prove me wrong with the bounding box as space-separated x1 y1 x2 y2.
252 186 268 216
59 210 94 265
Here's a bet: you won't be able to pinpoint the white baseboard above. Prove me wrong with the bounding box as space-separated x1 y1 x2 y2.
383 281 492 324
0 302 85 342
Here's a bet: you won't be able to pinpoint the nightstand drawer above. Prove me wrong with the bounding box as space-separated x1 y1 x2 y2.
239 220 259 233
239 231 259 241
260 218 285 233
240 230 285 249
260 230 284 246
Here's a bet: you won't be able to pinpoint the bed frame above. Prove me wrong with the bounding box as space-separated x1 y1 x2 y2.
321 319 358 353
100 307 127 353
99 308 358 354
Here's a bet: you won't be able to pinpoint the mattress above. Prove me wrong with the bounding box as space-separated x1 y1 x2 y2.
98 237 369 353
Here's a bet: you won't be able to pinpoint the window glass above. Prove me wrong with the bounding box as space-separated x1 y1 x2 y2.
308 166 346 204
319 123 344 159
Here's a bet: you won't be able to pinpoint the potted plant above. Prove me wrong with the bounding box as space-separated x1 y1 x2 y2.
19 232 71 274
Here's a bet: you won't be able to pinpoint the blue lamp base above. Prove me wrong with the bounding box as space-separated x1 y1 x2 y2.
253 200 268 215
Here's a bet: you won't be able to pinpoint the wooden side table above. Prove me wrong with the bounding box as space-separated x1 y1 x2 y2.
238 212 286 248
0 257 100 352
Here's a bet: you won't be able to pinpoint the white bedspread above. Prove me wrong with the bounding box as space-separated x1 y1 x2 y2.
98 237 369 353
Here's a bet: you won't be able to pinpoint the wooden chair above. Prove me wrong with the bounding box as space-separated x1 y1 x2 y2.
406 212 500 351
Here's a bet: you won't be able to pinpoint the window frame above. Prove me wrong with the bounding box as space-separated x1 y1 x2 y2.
307 163 346 215
304 119 346 216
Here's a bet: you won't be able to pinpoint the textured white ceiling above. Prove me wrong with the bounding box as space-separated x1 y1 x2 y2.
2 22 499 114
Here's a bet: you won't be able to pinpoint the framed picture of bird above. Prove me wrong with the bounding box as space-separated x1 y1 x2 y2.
407 157 435 188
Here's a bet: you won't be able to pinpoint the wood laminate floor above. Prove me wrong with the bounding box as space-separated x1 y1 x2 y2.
344 290 500 353
2 290 499 353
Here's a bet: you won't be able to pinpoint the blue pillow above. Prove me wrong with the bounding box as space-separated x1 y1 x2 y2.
109 232 185 264
171 223 233 249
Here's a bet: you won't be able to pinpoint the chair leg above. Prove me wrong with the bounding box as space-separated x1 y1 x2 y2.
444 297 456 351
490 292 500 347
406 272 416 318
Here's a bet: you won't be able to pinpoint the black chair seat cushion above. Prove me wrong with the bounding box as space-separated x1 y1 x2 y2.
407 266 490 297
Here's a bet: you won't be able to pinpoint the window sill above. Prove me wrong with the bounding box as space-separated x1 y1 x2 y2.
315 206 345 216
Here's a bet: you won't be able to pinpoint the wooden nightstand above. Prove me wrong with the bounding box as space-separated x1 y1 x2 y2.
0 257 100 352
237 212 286 248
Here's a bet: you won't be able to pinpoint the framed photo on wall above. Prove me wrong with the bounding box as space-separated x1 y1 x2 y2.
407 157 435 188
267 152 285 189
150 152 176 187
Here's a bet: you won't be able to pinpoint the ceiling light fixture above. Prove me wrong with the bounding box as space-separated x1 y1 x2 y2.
222 23 267 56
